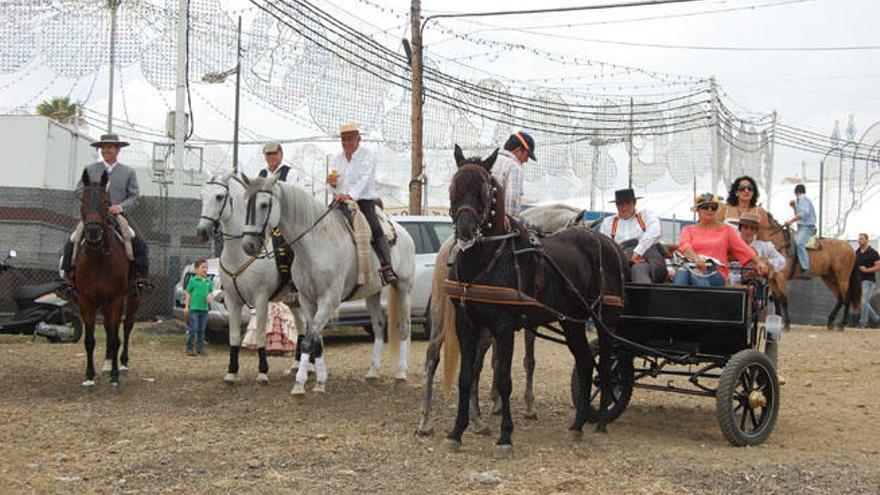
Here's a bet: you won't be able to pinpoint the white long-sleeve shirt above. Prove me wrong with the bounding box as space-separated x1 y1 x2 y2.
490 149 524 219
752 239 786 272
599 208 661 256
330 146 378 200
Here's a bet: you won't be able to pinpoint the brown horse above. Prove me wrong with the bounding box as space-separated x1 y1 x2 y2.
75 169 140 389
765 212 860 330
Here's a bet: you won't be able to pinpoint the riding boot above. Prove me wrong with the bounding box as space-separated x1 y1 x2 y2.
57 240 77 300
132 237 154 293
372 235 398 285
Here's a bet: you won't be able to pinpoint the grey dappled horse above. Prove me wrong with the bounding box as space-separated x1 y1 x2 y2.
195 173 305 384
417 203 588 436
239 175 416 394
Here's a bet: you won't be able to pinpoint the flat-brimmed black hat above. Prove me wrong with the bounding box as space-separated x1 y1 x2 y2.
91 133 130 148
609 188 641 204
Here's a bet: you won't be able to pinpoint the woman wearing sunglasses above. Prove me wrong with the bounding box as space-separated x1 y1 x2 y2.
717 175 771 241
674 193 769 287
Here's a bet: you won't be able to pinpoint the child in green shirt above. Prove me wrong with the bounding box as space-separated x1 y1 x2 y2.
185 259 213 356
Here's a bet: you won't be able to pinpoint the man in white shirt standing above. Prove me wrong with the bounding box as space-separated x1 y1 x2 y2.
326 123 397 284
600 188 666 284
491 131 535 221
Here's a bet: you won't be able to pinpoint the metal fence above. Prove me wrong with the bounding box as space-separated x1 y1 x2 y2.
0 185 213 318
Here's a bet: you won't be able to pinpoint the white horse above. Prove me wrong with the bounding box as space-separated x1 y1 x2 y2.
195 172 304 384
239 175 416 395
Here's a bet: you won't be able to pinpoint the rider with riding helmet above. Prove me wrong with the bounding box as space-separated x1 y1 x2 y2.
327 123 397 285
491 131 535 221
61 133 150 294
674 193 768 287
600 188 666 284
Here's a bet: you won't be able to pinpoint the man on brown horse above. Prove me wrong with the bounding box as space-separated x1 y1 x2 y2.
784 184 816 279
61 133 150 295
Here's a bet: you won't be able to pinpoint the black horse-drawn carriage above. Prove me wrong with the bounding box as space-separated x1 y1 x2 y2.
573 274 781 446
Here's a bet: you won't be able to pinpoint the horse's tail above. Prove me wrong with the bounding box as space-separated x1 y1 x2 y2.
848 257 862 311
388 282 400 354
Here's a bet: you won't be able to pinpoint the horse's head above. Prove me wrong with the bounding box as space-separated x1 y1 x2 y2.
765 211 793 256
449 144 501 248
80 169 111 248
196 172 235 243
240 173 279 256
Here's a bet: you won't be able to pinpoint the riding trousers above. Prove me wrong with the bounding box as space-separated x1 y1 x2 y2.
795 225 815 271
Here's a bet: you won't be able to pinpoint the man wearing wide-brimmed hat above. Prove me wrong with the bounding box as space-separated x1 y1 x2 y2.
490 131 536 220
600 188 666 284
61 133 150 293
326 123 397 284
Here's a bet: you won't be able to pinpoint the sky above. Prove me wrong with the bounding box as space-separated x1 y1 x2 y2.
1 0 878 235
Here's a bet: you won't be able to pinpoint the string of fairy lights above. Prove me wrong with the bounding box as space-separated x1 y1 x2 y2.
0 0 876 216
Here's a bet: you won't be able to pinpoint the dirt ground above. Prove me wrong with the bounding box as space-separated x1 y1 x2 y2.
0 323 878 494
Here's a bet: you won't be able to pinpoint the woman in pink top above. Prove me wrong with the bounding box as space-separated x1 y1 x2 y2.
674 193 768 287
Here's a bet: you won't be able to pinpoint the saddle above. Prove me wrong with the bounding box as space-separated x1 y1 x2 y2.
70 217 135 262
338 200 397 285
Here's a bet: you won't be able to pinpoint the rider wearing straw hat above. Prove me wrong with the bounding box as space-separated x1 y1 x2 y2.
61 133 150 293
327 123 397 285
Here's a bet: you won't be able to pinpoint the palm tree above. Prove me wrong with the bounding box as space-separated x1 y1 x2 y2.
36 96 82 125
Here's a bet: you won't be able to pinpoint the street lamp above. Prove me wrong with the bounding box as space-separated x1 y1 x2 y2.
202 16 242 173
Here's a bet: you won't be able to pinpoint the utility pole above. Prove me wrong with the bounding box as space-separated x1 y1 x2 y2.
107 0 119 133
709 76 719 194
409 0 424 216
766 110 777 207
627 97 634 189
173 0 188 173
232 16 242 173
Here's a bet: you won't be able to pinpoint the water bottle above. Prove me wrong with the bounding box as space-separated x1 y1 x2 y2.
765 305 782 343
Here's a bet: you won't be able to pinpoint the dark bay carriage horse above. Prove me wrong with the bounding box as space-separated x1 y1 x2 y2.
75 170 140 389
765 213 860 329
441 146 627 457
417 203 589 436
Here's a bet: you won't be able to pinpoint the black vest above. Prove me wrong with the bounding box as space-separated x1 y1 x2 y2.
258 165 291 182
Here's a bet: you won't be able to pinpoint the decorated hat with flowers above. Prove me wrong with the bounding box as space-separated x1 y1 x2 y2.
691 192 721 211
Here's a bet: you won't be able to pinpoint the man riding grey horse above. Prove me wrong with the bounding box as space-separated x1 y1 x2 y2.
60 133 150 295
326 123 397 285
600 188 666 284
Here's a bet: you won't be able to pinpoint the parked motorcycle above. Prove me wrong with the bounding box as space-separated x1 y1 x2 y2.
0 250 82 343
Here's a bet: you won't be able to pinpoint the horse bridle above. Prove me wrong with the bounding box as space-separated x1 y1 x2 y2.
244 187 275 242
450 164 500 243
81 186 111 254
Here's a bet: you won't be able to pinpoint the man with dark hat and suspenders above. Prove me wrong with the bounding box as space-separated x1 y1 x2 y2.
600 188 666 284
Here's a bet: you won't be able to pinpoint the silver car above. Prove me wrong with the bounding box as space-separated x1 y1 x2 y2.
173 216 452 339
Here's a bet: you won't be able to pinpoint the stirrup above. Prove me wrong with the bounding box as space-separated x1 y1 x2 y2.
379 265 398 285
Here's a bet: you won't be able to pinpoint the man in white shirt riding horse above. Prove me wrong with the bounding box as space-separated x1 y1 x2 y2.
600 188 666 284
491 131 536 221
327 123 397 285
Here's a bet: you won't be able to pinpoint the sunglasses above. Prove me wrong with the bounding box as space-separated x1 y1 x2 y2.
698 204 719 211
737 186 754 192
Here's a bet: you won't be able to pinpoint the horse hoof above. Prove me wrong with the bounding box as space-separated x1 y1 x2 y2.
415 425 434 437
256 373 269 384
313 382 326 394
524 411 538 420
394 370 407 382
110 382 120 393
595 424 608 434
82 380 95 390
291 382 306 396
472 423 491 436
567 429 584 442
365 371 379 383
490 402 502 416
494 444 513 459
119 365 129 375
101 361 112 374
441 438 461 453
223 373 239 385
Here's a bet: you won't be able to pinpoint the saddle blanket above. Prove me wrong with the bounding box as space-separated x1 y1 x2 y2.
340 200 397 285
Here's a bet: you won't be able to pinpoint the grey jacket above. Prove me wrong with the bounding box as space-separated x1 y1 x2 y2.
75 161 140 213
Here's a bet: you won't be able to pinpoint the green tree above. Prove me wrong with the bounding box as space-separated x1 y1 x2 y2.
36 96 81 124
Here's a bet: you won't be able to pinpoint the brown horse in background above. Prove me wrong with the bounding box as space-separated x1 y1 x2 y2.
765 212 859 330
75 170 140 389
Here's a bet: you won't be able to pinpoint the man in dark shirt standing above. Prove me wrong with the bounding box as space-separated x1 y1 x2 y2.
855 233 880 328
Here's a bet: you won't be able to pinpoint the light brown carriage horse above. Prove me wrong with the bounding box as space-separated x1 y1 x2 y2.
765 212 860 330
